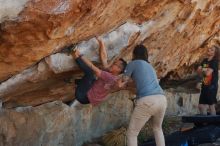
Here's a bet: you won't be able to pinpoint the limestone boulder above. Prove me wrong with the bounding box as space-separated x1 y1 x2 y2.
0 91 133 146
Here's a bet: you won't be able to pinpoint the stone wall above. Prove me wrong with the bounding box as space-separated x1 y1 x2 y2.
0 0 220 145
0 91 133 146
1 0 220 108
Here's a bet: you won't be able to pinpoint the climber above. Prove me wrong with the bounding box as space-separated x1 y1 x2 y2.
68 37 127 107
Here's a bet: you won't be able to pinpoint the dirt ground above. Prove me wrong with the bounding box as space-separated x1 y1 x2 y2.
84 115 220 146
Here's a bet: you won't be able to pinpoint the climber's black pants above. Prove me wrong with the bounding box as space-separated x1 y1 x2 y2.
74 57 96 104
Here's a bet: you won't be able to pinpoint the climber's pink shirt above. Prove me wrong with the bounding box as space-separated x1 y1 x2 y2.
87 71 118 105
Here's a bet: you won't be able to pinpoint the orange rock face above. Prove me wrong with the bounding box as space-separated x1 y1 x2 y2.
0 0 158 82
0 0 220 108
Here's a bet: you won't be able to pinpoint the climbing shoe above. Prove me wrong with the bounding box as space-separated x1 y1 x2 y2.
61 44 77 55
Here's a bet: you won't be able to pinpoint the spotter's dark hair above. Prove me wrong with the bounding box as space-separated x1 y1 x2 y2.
132 44 149 63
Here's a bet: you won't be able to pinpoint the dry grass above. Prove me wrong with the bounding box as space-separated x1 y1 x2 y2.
93 116 182 146
102 127 127 146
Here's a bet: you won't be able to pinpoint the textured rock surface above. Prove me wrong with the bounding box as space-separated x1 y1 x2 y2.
0 0 164 82
0 0 220 107
0 92 133 146
0 0 220 145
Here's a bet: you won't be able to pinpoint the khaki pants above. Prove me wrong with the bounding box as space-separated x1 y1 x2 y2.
127 94 167 146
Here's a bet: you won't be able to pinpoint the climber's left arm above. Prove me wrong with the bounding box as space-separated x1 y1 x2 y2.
72 49 102 77
96 37 109 69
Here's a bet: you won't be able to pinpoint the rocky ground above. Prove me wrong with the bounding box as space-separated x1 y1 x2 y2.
84 115 220 146
82 116 183 145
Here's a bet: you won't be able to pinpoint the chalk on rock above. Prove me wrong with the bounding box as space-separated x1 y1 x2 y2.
15 106 33 112
45 53 75 73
